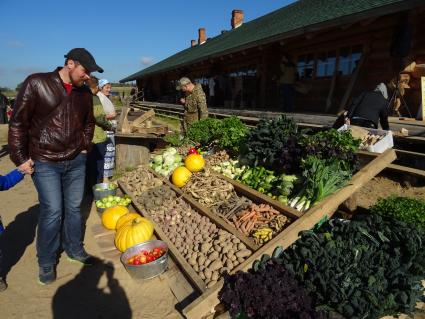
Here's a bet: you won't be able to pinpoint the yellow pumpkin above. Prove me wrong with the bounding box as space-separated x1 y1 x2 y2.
171 166 192 188
101 205 129 230
184 154 205 172
116 212 140 230
114 217 154 252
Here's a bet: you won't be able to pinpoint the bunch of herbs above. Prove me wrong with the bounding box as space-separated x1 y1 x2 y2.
370 196 425 231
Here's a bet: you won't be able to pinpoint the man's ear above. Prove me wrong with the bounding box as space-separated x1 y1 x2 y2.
67 59 76 70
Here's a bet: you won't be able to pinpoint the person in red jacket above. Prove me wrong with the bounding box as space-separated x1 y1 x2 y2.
0 168 26 291
8 48 103 285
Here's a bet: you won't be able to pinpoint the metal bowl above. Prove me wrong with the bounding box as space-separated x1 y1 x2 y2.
121 240 168 280
92 183 117 200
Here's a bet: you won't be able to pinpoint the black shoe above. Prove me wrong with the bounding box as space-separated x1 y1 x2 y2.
67 252 100 266
0 278 7 291
38 266 56 285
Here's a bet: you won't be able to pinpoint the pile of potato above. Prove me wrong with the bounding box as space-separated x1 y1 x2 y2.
120 166 163 197
136 185 177 211
146 196 252 288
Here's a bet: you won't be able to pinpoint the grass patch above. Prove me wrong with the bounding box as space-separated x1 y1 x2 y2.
1 90 17 98
154 115 181 132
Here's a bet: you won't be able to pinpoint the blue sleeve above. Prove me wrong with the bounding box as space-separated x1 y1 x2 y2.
0 169 24 191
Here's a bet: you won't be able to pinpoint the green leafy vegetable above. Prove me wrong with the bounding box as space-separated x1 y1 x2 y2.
289 156 352 212
241 115 298 171
370 196 425 231
186 118 222 145
217 116 248 153
277 214 425 319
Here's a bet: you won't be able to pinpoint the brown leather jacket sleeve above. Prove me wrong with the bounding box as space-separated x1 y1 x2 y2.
8 76 35 166
83 97 95 151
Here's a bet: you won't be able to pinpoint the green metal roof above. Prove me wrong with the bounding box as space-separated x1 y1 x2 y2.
120 0 414 82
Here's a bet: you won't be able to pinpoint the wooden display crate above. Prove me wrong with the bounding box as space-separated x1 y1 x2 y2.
182 149 396 319
118 179 259 293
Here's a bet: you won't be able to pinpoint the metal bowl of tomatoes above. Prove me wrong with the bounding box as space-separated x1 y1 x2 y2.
121 240 169 280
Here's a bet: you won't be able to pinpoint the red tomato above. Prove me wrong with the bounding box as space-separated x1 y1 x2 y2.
133 259 141 265
188 147 199 155
140 255 147 264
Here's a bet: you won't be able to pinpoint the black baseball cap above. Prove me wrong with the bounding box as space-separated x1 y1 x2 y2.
64 48 104 73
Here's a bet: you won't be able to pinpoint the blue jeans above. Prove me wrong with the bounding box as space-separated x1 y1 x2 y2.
32 153 87 267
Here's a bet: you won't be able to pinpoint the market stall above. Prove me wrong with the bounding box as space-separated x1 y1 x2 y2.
93 113 425 318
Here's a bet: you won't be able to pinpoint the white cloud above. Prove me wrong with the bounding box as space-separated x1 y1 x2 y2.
140 56 153 66
7 41 24 48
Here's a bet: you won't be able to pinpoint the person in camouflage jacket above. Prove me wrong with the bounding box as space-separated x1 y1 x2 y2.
176 77 208 131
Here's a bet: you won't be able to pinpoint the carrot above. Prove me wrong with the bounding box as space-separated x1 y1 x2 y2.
240 211 255 222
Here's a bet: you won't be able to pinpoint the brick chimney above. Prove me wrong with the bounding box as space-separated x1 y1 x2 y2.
231 9 244 29
198 28 206 44
191 39 197 47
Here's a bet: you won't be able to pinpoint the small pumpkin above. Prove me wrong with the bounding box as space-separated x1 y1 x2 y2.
114 217 154 252
116 212 140 230
184 154 205 172
171 166 192 188
101 205 129 230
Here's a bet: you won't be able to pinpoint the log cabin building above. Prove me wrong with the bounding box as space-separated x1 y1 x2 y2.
120 0 425 116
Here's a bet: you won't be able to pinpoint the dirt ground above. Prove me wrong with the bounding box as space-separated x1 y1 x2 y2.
356 174 425 208
0 125 182 319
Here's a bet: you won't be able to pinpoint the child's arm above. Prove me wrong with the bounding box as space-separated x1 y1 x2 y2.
0 169 24 191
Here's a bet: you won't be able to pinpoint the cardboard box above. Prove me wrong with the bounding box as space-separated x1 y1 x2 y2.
338 124 394 153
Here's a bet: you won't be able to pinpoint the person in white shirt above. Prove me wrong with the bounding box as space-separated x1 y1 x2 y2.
97 79 116 181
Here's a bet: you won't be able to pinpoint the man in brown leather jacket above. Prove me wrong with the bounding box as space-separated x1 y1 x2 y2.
8 48 103 285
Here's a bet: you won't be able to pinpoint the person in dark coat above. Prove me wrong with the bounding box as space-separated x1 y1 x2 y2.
346 83 390 130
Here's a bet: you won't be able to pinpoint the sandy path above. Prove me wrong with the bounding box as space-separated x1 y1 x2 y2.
0 124 183 319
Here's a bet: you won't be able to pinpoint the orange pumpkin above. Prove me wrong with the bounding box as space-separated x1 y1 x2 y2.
114 217 154 252
116 212 140 230
101 205 129 230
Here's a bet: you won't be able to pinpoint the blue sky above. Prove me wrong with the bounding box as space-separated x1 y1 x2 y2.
0 0 294 89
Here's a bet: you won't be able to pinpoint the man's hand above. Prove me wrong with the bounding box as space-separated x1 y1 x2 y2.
18 159 34 175
180 98 186 105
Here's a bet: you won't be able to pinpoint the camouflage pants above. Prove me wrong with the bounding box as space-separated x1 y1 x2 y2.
182 113 198 134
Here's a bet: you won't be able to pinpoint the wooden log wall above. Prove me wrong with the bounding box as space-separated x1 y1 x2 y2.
137 9 423 114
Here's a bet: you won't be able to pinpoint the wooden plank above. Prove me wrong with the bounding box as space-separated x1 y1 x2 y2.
387 164 425 178
118 181 208 293
183 149 396 319
131 109 155 127
117 106 131 133
219 174 302 220
133 125 169 135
